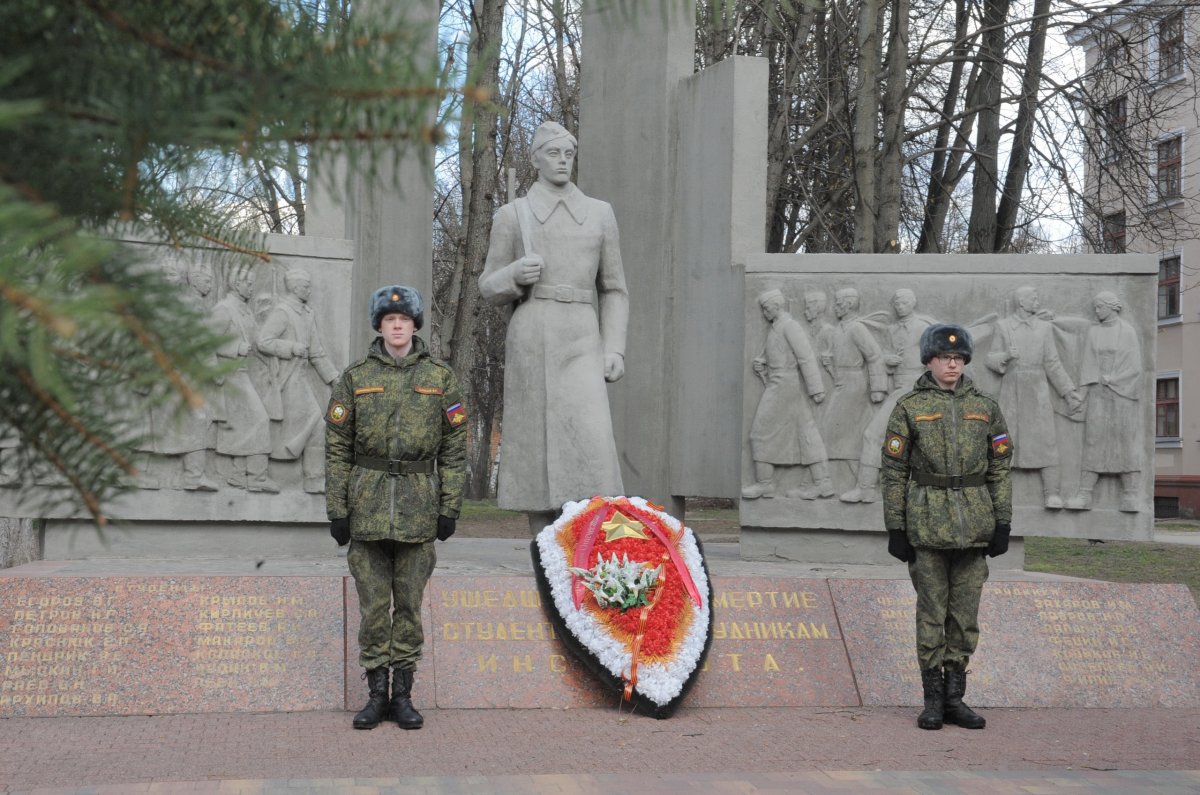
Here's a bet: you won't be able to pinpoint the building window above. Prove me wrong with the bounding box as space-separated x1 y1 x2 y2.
1159 12 1185 80
1159 255 1181 319
1102 212 1126 253
1156 135 1183 200
1102 95 1127 161
1157 377 1180 439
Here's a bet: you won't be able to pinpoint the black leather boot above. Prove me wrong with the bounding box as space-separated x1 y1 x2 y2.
943 669 986 728
390 667 424 729
352 667 390 729
917 668 944 730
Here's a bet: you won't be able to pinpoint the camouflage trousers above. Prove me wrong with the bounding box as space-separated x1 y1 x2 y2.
908 547 989 671
348 538 437 671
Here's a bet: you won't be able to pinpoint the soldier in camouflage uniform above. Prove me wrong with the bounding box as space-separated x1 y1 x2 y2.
880 324 1013 731
325 285 466 731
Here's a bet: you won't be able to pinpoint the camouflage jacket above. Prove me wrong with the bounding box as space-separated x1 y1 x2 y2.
324 336 467 542
880 372 1012 549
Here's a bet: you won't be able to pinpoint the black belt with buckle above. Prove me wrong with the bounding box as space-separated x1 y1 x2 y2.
355 456 435 476
912 471 986 489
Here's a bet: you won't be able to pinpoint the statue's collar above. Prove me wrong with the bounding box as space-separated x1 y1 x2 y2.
526 181 587 225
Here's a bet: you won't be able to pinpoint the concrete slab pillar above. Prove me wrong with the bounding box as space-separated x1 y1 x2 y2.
305 0 437 355
579 2 695 515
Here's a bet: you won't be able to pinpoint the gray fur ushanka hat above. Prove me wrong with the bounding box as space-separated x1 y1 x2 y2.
370 285 424 331
919 323 973 365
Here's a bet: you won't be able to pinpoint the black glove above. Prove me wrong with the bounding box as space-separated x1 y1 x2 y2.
887 528 916 563
330 517 351 547
987 522 1011 557
436 515 456 541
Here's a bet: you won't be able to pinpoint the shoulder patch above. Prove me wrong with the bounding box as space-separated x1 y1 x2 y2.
963 412 990 422
884 432 908 459
327 401 348 426
991 432 1012 457
446 402 466 426
415 385 444 396
913 412 943 422
354 386 384 396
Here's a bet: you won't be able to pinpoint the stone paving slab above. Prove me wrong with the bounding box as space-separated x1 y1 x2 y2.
10 770 1200 794
0 707 1197 792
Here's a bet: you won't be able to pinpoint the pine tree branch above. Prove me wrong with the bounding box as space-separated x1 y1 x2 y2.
15 369 135 475
0 278 78 338
113 310 205 411
80 0 248 77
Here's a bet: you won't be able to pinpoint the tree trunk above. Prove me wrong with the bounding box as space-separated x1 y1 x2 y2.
915 0 971 253
852 0 881 252
447 0 505 498
873 0 908 253
966 0 1010 253
994 0 1050 251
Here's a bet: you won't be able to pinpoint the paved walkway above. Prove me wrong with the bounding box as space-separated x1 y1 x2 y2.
3 536 1199 794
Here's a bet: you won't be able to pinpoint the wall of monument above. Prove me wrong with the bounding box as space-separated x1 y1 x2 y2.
740 253 1158 541
0 234 354 527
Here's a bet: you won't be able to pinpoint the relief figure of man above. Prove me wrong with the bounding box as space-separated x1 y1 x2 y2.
984 285 1082 509
257 268 340 493
842 289 935 503
820 287 888 484
742 289 831 500
212 268 278 493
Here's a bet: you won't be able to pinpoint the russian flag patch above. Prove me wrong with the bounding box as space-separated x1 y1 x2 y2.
446 402 466 426
991 433 1011 457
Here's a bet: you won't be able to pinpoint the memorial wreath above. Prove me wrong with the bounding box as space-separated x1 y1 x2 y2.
532 495 713 718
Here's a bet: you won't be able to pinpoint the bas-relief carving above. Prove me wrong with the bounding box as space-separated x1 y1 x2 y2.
743 279 1149 516
742 289 831 500
124 256 340 497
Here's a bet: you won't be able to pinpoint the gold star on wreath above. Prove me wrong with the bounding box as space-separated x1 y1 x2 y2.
602 511 649 542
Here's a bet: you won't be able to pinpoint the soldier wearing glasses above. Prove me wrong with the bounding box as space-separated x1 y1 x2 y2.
880 324 1013 731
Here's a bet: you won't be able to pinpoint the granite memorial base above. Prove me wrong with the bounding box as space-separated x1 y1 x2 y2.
1 573 1196 717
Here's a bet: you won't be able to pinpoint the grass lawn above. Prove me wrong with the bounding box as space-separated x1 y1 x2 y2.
1024 535 1200 606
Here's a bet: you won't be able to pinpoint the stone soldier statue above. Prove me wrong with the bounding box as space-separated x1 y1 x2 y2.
743 289 832 500
256 268 339 493
479 120 629 533
842 289 935 503
1067 291 1144 512
984 285 1082 509
881 324 1013 731
212 267 278 493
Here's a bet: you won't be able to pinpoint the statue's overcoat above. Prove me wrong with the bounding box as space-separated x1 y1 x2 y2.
480 181 629 512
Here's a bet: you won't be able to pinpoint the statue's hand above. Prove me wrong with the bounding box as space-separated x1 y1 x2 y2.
604 352 625 382
293 342 308 358
811 391 826 404
870 390 887 403
513 255 544 286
